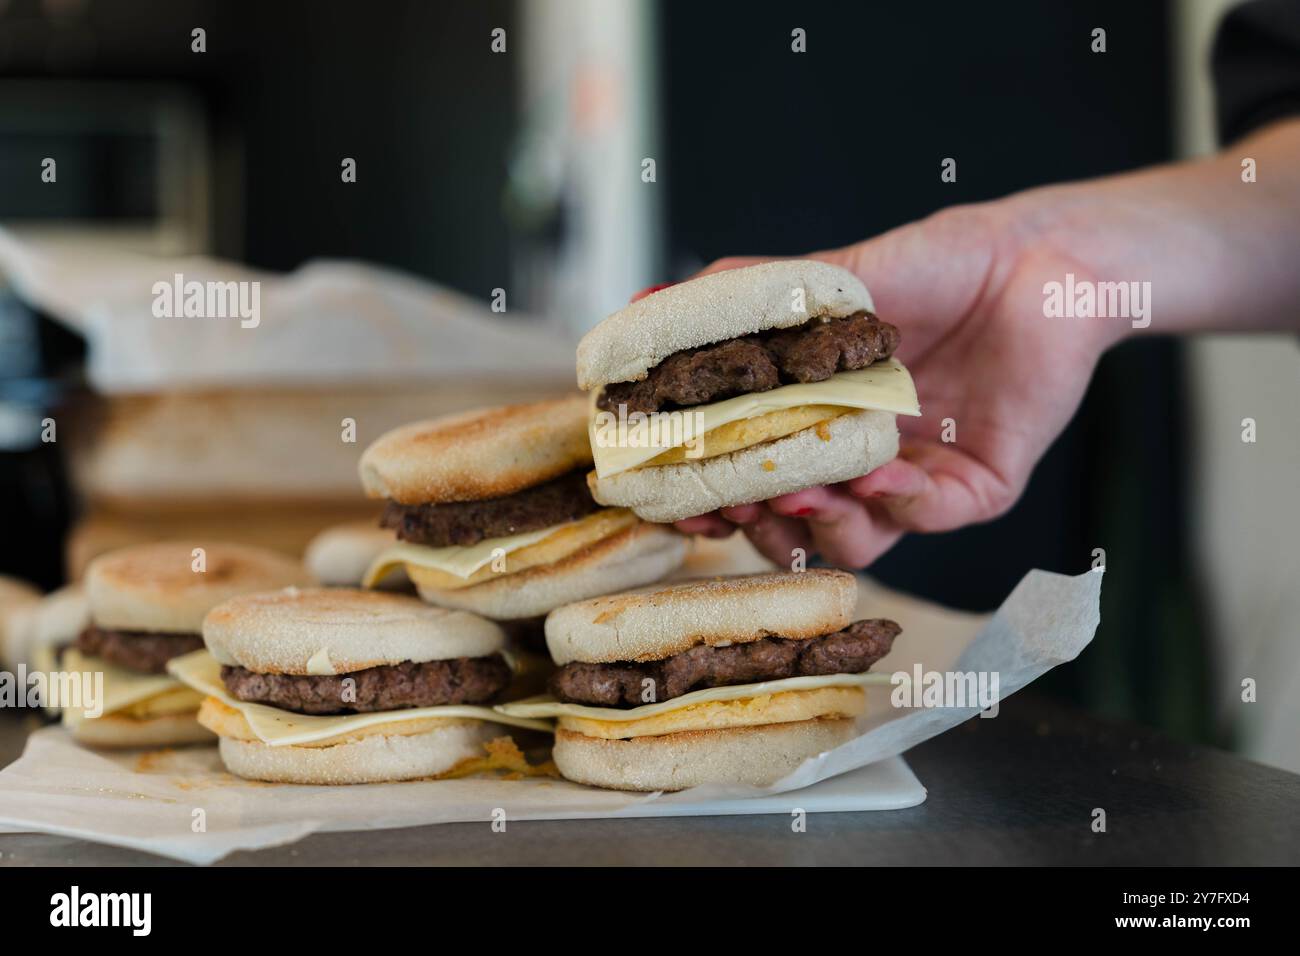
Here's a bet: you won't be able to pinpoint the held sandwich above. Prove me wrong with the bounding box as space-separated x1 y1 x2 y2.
497 570 901 791
578 260 921 522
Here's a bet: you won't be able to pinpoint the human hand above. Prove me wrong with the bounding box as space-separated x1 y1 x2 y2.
654 119 1300 568
672 198 1123 568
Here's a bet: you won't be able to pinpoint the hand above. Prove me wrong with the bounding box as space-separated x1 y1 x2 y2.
657 119 1300 568
673 198 1121 568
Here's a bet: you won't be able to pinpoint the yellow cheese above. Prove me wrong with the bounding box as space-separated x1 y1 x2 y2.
589 358 921 478
167 649 552 747
495 670 893 722
642 404 850 467
61 648 198 727
558 685 867 739
197 697 482 748
363 523 572 587
362 510 635 590
117 684 206 719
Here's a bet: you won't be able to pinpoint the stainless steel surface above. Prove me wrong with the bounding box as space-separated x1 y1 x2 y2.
1 693 1297 866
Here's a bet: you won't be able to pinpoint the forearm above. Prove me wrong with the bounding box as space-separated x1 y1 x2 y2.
1009 117 1300 346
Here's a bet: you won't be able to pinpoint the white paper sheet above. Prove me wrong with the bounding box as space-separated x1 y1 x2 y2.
0 568 1102 863
0 229 576 392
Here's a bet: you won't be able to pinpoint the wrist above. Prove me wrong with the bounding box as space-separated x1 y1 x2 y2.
995 190 1136 357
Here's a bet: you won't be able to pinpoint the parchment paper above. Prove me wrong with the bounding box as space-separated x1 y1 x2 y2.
0 568 1102 863
0 229 576 392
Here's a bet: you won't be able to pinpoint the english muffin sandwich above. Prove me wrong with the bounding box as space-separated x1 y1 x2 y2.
65 541 312 748
0 574 41 670
498 570 901 791
578 260 921 522
358 396 688 621
304 520 407 589
169 588 549 784
21 584 89 716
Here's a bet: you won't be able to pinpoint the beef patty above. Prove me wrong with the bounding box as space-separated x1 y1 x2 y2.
220 653 513 714
548 618 900 707
76 626 205 674
597 312 901 414
382 468 601 548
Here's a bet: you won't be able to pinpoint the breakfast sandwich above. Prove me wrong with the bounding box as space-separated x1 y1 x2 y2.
498 570 901 791
358 396 688 622
169 587 550 784
577 260 921 522
65 541 312 748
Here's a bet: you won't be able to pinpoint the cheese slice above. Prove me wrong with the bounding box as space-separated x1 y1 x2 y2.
167 649 552 746
495 670 895 722
363 508 628 589
61 648 201 727
117 684 207 720
363 522 573 587
367 509 637 591
641 404 850 468
559 685 867 739
589 358 922 478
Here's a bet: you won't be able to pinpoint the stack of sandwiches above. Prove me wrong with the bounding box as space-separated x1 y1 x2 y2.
357 395 688 627
73 259 913 791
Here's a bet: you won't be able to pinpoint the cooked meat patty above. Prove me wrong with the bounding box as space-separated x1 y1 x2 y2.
382 468 600 548
76 626 205 674
548 618 900 707
597 312 901 414
767 313 902 382
221 654 513 714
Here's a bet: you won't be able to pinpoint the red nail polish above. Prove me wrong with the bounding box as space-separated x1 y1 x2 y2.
630 282 674 302
792 507 814 516
867 491 886 499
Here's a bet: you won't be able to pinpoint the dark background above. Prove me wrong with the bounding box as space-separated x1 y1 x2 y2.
0 1 1208 741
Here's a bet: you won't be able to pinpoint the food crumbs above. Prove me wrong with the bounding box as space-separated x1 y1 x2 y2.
762 460 776 471
815 421 832 441
436 736 560 780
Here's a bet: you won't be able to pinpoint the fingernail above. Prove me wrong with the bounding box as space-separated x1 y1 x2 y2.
792 507 814 516
630 282 674 302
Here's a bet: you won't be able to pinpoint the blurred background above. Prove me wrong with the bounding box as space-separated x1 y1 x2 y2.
0 0 1296 770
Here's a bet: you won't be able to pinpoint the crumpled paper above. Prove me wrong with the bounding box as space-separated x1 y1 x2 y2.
0 569 1101 863
0 228 576 392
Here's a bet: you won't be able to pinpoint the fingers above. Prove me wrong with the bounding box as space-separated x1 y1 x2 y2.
674 513 734 538
719 503 762 524
844 457 930 502
693 255 781 279
768 485 901 569
676 502 813 565
675 441 1018 568
629 282 676 303
846 443 1016 533
735 503 814 568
